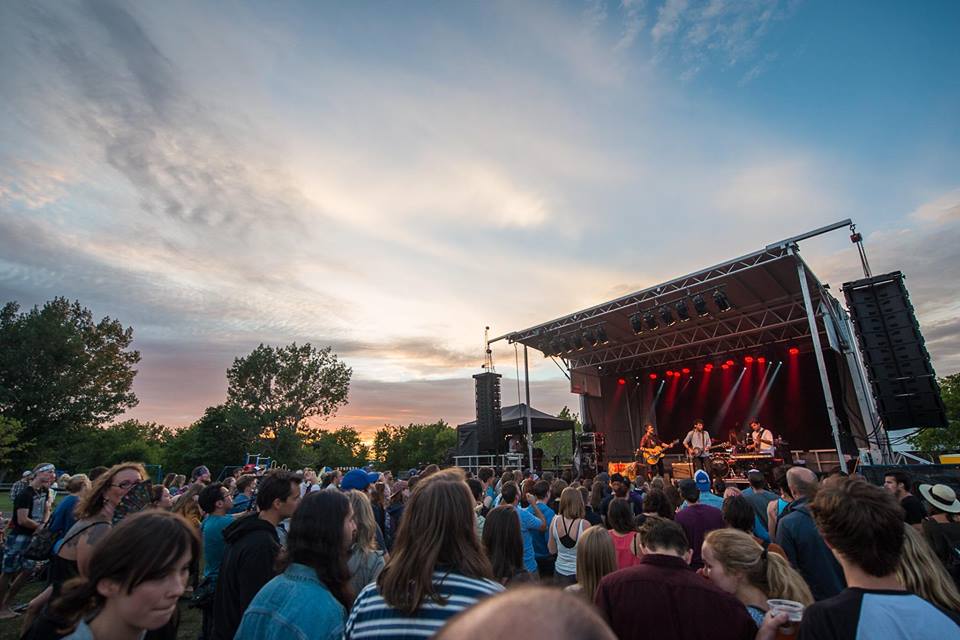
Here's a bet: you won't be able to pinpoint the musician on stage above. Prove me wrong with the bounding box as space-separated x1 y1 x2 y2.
683 419 712 472
747 418 775 455
638 424 665 478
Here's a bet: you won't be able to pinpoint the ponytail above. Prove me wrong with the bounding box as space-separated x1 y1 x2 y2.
765 550 813 605
704 529 813 607
48 576 103 633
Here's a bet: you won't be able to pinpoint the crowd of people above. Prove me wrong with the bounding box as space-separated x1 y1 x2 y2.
0 459 958 639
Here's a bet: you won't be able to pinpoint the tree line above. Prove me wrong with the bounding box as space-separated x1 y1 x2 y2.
0 298 458 478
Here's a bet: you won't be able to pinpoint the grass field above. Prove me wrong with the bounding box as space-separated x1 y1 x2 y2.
0 492 201 639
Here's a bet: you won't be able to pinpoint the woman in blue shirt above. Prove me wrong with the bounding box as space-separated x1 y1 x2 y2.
235 490 355 640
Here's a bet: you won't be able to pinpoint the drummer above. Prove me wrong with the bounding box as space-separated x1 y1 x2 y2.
726 429 742 452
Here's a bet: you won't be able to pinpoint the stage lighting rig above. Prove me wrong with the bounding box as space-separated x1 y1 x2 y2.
644 312 658 331
675 300 691 322
713 289 732 312
630 313 643 334
660 307 675 326
572 334 584 351
584 329 598 347
692 294 709 316
596 325 609 345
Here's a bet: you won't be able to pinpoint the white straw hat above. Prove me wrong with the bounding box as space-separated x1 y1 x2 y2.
918 483 960 514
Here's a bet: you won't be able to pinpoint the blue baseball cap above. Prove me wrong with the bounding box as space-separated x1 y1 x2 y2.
340 469 380 492
694 469 711 492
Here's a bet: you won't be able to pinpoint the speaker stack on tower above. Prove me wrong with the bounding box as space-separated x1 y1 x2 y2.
843 271 948 430
473 372 503 454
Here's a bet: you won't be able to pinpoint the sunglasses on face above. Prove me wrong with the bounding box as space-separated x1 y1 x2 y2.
111 480 138 490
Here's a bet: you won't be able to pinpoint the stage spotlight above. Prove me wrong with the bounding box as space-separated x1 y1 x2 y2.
721 363 730 370
675 300 691 322
725 359 734 366
649 373 658 380
550 339 562 356
660 307 675 326
596 325 609 345
758 357 766 364
666 370 674 377
682 367 690 374
693 294 709 316
630 313 643 334
572 334 584 351
617 377 626 386
584 329 599 347
704 364 713 372
713 289 732 312
744 356 754 364
558 336 571 353
788 347 800 355
644 312 658 331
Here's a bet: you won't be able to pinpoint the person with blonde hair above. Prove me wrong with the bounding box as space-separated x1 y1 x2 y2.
346 490 386 596
701 528 813 626
897 523 960 612
549 487 588 586
565 526 616 601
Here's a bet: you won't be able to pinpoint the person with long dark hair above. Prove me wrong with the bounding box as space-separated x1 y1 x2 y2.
482 506 529 586
345 468 502 638
235 491 355 640
47 510 198 639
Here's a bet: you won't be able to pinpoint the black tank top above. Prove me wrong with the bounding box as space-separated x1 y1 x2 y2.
558 517 579 549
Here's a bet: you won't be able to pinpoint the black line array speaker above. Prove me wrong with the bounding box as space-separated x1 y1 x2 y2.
843 271 948 430
473 372 502 454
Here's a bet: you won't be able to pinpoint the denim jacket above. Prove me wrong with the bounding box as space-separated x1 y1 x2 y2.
234 563 346 640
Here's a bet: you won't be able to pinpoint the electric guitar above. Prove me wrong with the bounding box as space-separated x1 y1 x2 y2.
638 440 679 465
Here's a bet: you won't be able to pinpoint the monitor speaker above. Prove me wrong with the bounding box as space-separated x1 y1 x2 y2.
843 272 948 430
671 462 693 479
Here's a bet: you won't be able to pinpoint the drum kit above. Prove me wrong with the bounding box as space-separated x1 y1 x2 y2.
710 437 788 479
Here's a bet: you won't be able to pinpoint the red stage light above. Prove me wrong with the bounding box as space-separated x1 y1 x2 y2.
721 364 730 370
758 357 766 364
744 356 754 364
682 368 690 374
704 364 713 372
725 359 734 366
649 373 658 379
666 370 674 377
617 377 626 386
788 347 800 355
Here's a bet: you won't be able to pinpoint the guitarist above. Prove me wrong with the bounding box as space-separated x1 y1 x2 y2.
638 424 666 479
683 419 712 472
746 418 775 455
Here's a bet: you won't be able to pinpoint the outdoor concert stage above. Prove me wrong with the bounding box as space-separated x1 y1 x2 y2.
493 221 887 472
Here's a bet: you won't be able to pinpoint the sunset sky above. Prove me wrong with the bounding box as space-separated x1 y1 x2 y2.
1 1 958 440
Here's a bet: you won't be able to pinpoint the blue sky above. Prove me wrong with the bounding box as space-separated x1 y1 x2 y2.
1 0 958 436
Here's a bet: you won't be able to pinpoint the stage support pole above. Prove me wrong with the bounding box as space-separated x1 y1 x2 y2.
792 248 848 474
523 346 535 472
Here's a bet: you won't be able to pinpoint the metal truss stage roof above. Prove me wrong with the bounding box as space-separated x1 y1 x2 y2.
498 242 834 375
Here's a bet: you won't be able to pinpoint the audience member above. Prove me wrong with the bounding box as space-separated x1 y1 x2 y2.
299 468 321 496
346 490 387 597
566 526 616 601
674 479 724 571
211 470 302 640
548 487 588 586
722 495 785 558
192 465 212 486
530 480 556 579
883 471 927 525
642 488 674 520
235 491 355 640
594 518 757 640
599 474 626 525
500 481 547 577
742 469 778 530
701 528 812 627
477 467 496 511
897 524 960 612
171 483 204 529
584 485 603 526
466 478 486 538
151 485 173 510
766 469 793 541
0 463 55 619
385 480 407 551
47 474 90 545
344 468 502 638
48 511 198 640
435 586 616 640
606 498 642 570
482 505 530 587
230 475 257 514
801 478 960 637
917 483 960 588
198 482 235 639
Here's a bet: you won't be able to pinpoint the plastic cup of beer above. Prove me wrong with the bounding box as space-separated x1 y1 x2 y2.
767 599 804 636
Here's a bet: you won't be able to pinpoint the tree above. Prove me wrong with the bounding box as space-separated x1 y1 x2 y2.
533 406 582 468
372 421 458 473
0 416 27 469
226 343 351 458
63 419 166 470
307 426 369 469
909 373 960 453
161 405 263 477
0 298 139 468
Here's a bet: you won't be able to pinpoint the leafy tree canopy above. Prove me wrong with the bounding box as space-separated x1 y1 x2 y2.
909 373 960 453
0 298 139 467
305 426 369 469
372 421 457 473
